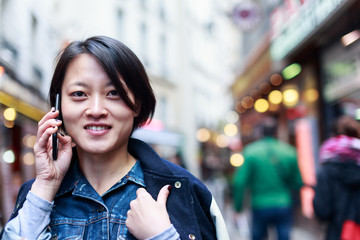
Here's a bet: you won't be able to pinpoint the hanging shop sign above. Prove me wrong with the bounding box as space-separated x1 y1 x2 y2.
270 0 351 61
232 1 262 31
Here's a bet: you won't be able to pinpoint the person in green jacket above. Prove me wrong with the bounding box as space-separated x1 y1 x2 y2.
232 117 303 240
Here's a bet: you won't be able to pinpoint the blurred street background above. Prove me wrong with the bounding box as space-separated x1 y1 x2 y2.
1 0 360 239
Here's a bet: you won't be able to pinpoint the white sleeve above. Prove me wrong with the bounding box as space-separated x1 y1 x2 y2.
210 197 230 240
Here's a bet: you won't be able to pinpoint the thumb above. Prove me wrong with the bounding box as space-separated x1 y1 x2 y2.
157 185 171 206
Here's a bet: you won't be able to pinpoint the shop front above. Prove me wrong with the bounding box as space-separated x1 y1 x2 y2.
0 67 47 226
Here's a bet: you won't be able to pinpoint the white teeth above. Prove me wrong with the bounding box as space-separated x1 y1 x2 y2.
87 126 108 131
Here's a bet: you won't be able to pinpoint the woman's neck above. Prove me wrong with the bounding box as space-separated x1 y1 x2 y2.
76 147 137 196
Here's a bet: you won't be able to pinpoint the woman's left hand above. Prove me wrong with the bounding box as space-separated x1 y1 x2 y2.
126 185 172 239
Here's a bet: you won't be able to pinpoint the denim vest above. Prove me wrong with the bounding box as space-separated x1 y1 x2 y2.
49 160 145 240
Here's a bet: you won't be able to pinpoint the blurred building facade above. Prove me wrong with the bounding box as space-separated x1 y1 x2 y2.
0 0 241 225
230 0 360 236
0 0 56 225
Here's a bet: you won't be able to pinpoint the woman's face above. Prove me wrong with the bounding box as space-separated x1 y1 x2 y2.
61 54 137 155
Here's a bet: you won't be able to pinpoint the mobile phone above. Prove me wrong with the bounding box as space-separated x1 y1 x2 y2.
52 93 60 160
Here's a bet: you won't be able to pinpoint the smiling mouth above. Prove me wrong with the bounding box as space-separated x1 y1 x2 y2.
85 126 111 131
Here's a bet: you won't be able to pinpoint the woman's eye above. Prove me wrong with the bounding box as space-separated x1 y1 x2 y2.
108 90 120 97
71 91 86 97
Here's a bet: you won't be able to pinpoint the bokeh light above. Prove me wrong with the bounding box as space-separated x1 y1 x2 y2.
23 152 35 165
241 96 254 109
4 108 16 121
254 98 269 113
226 111 239 123
282 63 302 80
4 120 15 128
283 89 299 107
22 134 37 148
196 128 211 142
3 150 15 163
268 90 283 104
224 123 238 137
270 73 283 86
230 153 245 167
216 134 229 148
259 82 271 95
304 88 319 102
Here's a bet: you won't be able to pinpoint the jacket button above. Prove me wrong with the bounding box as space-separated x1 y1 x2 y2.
174 181 181 188
188 234 196 239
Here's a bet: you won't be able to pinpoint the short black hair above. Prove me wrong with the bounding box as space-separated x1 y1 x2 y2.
49 36 156 130
262 116 277 137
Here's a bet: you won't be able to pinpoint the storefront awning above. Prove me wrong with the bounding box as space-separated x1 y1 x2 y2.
231 37 272 99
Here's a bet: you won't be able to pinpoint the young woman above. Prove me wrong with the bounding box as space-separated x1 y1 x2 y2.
2 36 229 240
313 116 360 240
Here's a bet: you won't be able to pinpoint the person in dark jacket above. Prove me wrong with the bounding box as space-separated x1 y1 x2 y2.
313 115 360 240
1 36 229 240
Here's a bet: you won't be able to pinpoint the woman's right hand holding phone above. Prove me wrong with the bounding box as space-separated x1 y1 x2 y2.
31 108 73 202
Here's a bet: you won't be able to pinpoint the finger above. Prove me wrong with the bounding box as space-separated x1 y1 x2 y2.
58 133 73 154
157 185 171 206
37 126 59 150
37 118 62 141
58 132 72 145
38 109 59 130
136 187 148 197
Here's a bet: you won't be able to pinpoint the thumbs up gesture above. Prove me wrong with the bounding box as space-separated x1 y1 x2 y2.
126 185 172 239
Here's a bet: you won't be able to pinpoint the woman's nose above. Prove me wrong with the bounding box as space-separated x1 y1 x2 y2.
85 96 108 118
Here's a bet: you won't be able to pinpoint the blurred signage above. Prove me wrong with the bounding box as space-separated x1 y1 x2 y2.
322 40 360 101
232 1 262 31
270 0 348 61
0 90 45 121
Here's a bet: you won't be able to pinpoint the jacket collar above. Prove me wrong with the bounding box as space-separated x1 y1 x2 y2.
56 138 172 197
127 138 173 175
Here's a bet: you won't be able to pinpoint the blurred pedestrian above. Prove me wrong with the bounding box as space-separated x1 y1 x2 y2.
313 115 360 240
232 117 303 240
1 36 229 240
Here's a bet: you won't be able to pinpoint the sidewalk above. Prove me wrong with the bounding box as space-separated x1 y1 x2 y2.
223 202 326 240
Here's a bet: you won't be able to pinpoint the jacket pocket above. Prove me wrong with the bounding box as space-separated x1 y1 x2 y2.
50 219 85 240
113 217 137 240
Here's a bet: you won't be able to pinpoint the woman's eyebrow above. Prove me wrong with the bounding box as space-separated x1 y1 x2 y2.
106 81 116 87
69 81 90 88
67 80 116 88
68 81 89 88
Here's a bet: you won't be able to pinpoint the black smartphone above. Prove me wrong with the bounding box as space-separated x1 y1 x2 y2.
52 93 60 160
